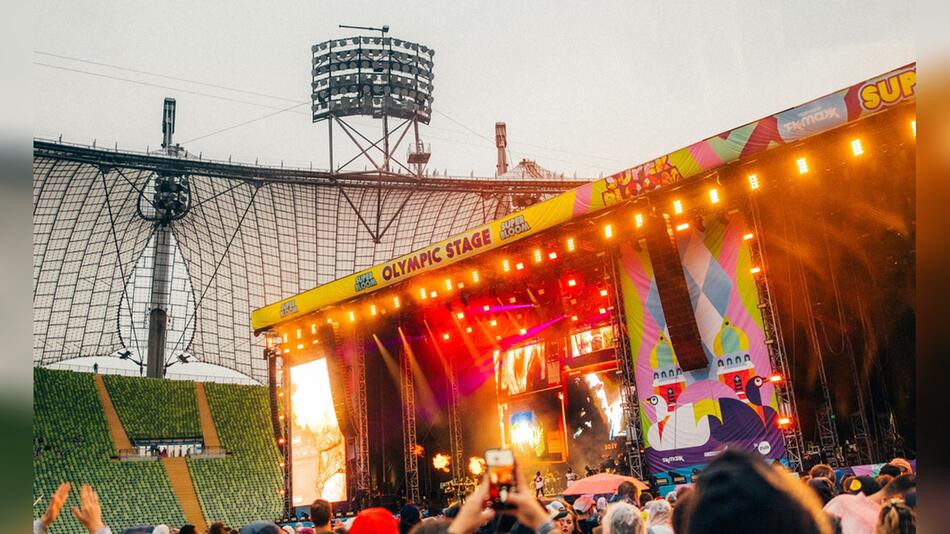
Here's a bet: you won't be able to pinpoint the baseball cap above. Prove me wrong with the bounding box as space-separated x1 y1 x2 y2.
546 501 569 520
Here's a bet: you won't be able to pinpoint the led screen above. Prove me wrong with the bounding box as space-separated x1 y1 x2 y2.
570 326 616 358
289 358 347 505
495 342 547 397
504 388 566 463
565 369 626 471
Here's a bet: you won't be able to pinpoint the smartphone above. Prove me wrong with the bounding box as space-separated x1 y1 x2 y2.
485 448 516 509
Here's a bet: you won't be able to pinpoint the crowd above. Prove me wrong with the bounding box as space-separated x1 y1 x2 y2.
35 449 916 534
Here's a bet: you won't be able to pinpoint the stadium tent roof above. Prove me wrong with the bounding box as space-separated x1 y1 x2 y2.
32 148 580 382
252 63 916 332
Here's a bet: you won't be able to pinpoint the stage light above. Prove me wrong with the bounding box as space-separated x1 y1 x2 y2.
496 335 502 340
311 324 317 334
635 213 644 228
676 222 690 232
708 188 720 204
278 414 285 420
851 138 864 156
278 391 284 397
796 157 808 174
472 270 480 283
312 339 319 344
456 311 465 320
743 232 754 240
567 278 577 287
490 319 497 327
278 437 286 445
778 416 792 427
466 326 473 333
419 288 427 300
566 237 576 252
326 317 333 324
571 315 579 321
393 296 401 309
911 119 916 137
519 328 527 335
282 333 288 343
457 281 465 289
769 373 784 383
282 348 290 354
430 290 439 299
296 343 304 350
445 278 453 291
599 307 607 315
370 304 378 316
442 332 450 341
534 249 543 263
750 266 762 274
296 328 302 339
279 462 285 468
508 296 517 303
515 262 525 271
748 174 760 190
604 224 614 239
548 251 558 260
348 310 356 322
483 304 491 312
673 199 683 214
600 289 609 297
502 259 511 272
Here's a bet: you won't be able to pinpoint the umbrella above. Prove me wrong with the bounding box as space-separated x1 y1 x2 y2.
561 472 649 496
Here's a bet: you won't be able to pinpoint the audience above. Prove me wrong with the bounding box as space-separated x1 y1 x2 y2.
310 499 333 534
601 502 644 534
400 504 422 534
876 500 915 534
642 499 673 534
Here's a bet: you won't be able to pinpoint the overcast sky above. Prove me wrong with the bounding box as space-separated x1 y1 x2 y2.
33 1 914 178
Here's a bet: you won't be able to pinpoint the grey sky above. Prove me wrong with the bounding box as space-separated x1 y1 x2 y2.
33 1 914 178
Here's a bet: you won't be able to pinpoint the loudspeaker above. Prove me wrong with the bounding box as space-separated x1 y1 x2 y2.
320 324 353 437
644 214 709 371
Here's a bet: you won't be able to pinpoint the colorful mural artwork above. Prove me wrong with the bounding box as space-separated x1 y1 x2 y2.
619 213 783 473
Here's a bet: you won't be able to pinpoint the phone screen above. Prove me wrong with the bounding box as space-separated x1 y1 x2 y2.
485 448 515 509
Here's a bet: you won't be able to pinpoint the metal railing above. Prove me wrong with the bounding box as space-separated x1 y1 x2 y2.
45 362 262 385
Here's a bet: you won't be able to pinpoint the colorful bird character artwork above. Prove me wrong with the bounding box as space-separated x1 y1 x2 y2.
650 333 686 411
644 394 720 451
713 318 756 402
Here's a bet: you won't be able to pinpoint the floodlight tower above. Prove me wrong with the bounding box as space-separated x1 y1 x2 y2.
137 98 192 378
311 27 434 243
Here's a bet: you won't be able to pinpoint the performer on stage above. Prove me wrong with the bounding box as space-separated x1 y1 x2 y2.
566 466 578 488
535 471 544 497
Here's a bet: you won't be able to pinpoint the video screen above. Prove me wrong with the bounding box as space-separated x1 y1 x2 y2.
495 342 548 397
505 388 566 463
565 369 626 471
289 358 347 505
570 326 616 358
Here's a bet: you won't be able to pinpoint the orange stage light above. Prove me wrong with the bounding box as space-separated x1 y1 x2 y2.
515 262 525 271
796 157 808 174
296 343 304 350
748 174 760 190
490 319 497 327
635 213 644 228
548 251 558 260
456 312 465 320
393 296 401 309
599 307 607 314
430 290 438 298
673 200 683 214
534 249 543 263
442 332 450 341
851 138 864 156
502 259 511 272
743 233 754 240
750 266 762 274
600 289 608 297
483 305 491 312
676 223 690 231
519 328 527 335
472 270 480 283
708 188 720 204
348 311 356 322
419 288 427 300
769 374 784 383
604 224 614 239
778 417 792 427
566 237 576 252
567 278 577 287
466 326 473 333
445 279 453 291
571 315 579 321
369 304 377 316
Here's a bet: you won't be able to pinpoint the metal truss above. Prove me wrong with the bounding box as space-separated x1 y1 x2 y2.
446 357 464 483
399 345 420 504
605 249 646 481
348 332 371 498
748 199 806 472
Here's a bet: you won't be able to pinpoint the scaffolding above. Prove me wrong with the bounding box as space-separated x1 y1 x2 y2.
399 344 420 504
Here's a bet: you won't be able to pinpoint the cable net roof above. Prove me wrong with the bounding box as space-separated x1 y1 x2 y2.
33 146 569 382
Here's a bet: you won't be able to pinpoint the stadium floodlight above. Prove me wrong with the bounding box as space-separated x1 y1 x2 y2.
311 33 434 123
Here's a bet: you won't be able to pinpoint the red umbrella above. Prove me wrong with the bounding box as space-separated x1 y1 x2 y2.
561 472 649 496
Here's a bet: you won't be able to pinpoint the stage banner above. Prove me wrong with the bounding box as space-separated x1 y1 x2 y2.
618 214 783 474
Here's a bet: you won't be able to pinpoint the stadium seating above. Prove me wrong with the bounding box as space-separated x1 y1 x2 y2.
188 382 284 527
103 374 202 440
33 368 187 532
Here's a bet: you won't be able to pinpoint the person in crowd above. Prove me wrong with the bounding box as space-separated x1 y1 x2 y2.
876 474 895 488
638 493 653 508
888 458 913 475
310 499 333 534
410 520 453 534
535 471 545 497
878 464 902 479
34 482 112 534
809 464 837 489
683 448 831 534
843 476 881 497
824 478 885 534
566 466 578 488
670 491 692 534
281 526 295 534
153 526 170 534
600 502 644 534
546 501 571 533
642 499 673 534
448 467 554 534
208 522 228 534
400 504 423 534
238 521 283 533
349 507 399 534
609 481 638 506
596 496 608 514
807 477 836 506
876 499 915 534
179 524 197 534
839 475 856 495
572 496 598 534
558 500 582 534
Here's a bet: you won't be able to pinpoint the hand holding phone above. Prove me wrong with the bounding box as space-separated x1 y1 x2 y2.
485 448 516 510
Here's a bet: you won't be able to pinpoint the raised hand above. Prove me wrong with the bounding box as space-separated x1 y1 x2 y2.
448 475 495 534
70 484 106 532
41 482 71 526
502 465 550 531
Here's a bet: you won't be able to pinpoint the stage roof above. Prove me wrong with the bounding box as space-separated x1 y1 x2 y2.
252 63 916 333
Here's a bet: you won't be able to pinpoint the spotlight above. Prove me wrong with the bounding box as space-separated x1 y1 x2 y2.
750 266 762 274
599 307 607 314
472 270 480 283
533 249 543 263
369 304 377 316
445 279 453 291
296 343 304 350
571 315 579 321
419 288 427 300
508 296 517 303
282 333 288 344
430 290 438 298
675 223 690 232
515 262 524 271
502 259 511 272
708 188 720 204
748 174 760 190
483 305 491 312
567 278 577 287
600 289 608 297
778 416 792 427
851 138 864 156
519 328 527 335
566 237 576 252
296 328 302 339
635 213 644 228
311 324 317 334
548 251 558 260
769 373 784 383
442 333 450 341
673 200 683 214
796 157 808 174
604 224 614 239
911 119 916 137
466 326 473 333
348 310 356 322
743 233 754 240
393 296 401 308
456 312 465 320
490 319 497 327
